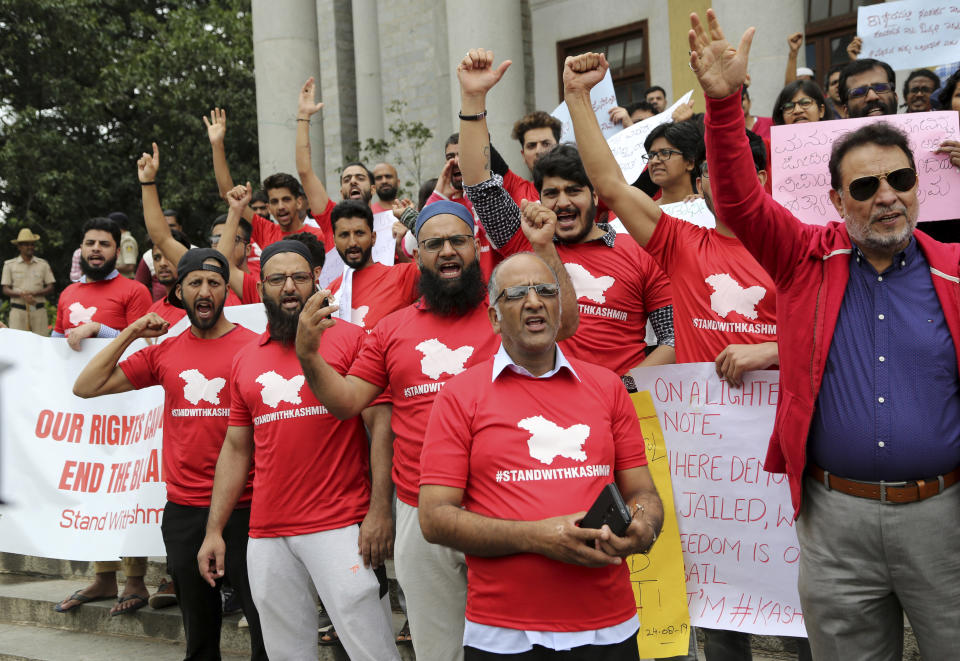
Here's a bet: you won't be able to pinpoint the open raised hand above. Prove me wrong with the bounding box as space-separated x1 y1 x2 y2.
688 9 754 99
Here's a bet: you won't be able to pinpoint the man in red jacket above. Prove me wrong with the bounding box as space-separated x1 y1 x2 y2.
690 10 960 660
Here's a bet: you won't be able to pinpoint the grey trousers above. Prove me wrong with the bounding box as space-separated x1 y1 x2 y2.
396 499 468 661
797 475 960 660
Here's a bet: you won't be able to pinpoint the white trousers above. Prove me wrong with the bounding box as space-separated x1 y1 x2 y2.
247 525 400 661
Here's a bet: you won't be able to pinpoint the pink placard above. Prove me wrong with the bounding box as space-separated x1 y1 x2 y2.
770 112 960 225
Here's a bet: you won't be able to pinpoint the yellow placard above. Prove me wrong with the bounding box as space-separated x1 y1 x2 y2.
630 390 691 658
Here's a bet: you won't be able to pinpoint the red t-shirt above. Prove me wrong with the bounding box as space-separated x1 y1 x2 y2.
251 199 334 250
328 262 420 331
498 230 673 376
348 300 500 505
119 325 258 507
644 213 777 363
424 193 502 280
371 201 390 214
240 271 261 304
229 322 371 537
503 170 540 208
421 355 646 631
55 276 152 334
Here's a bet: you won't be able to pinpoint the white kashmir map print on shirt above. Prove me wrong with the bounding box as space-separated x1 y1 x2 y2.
255 371 305 408
705 273 766 320
352 305 369 327
415 339 474 380
564 263 615 304
68 302 97 326
519 415 590 465
179 369 226 405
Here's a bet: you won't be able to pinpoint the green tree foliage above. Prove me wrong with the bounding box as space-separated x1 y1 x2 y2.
0 0 259 301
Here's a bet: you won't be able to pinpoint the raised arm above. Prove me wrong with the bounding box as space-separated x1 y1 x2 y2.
295 292 383 419
564 53 662 247
457 48 511 187
784 32 802 85
295 77 331 214
73 313 170 398
203 108 252 221
219 184 254 298
139 143 189 267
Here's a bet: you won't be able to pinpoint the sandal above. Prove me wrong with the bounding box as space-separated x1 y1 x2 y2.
318 623 340 646
396 619 412 645
110 593 149 616
54 590 117 613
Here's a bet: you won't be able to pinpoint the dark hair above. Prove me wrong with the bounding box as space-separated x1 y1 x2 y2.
645 85 666 98
82 217 121 246
418 179 437 210
938 68 960 110
696 130 766 176
532 144 592 194
828 122 915 191
208 214 251 243
644 121 702 190
162 209 178 219
107 211 128 230
331 199 374 231
341 162 374 182
146 229 190 253
839 58 896 104
286 231 326 270
626 100 655 117
262 172 304 197
772 80 827 125
251 190 269 205
903 69 941 98
511 111 562 146
444 133 459 152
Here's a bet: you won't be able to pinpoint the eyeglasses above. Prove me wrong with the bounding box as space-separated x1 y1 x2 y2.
494 283 559 304
209 235 247 247
781 97 817 113
907 86 934 96
843 167 917 201
263 271 314 286
418 234 473 253
642 148 683 163
847 82 894 99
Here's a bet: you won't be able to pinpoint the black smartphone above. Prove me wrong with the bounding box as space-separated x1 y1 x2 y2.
580 483 632 538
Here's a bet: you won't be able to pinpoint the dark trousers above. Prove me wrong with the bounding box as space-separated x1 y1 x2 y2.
465 634 640 660
161 501 267 660
702 629 812 661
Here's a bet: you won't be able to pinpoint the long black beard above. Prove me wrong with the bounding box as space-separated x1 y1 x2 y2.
377 185 398 202
80 255 118 281
263 293 303 345
184 296 227 331
338 244 373 270
418 260 486 317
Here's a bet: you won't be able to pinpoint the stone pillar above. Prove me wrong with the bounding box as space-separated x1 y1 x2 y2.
316 0 359 194
353 0 384 145
252 0 323 182
445 0 527 174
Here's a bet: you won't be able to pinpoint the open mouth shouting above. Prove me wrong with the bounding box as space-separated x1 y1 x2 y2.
436 258 463 280
194 297 216 321
281 293 303 311
555 207 579 232
523 313 547 333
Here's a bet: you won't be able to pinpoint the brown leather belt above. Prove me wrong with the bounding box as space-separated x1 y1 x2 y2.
10 302 44 310
807 463 960 504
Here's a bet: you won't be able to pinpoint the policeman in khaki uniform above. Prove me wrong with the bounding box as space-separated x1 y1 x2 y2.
2 228 55 335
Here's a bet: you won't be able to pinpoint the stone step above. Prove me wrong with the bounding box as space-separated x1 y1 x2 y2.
0 575 414 660
0 554 169 586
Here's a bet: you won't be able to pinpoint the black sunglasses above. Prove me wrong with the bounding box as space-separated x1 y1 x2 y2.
844 167 917 201
494 283 559 303
847 82 894 99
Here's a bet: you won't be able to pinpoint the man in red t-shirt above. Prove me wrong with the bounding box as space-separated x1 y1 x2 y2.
72 248 265 660
53 217 152 349
419 252 662 659
326 200 419 331
458 50 676 383
143 232 191 325
371 162 401 213
197 240 398 660
294 199 579 661
491 110 561 207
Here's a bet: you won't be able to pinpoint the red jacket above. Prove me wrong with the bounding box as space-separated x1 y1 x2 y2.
705 89 960 516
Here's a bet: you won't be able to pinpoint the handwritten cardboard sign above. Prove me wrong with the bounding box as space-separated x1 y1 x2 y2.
770 111 960 226
858 0 960 70
629 364 806 637
608 91 695 185
552 69 622 144
660 198 716 229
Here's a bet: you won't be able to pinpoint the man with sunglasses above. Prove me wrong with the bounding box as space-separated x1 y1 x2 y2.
690 10 960 659
418 252 663 660
294 199 579 661
839 58 899 118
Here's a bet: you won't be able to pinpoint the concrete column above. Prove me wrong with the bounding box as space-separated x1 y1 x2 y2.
316 0 359 194
445 0 527 174
353 0 384 144
252 0 323 182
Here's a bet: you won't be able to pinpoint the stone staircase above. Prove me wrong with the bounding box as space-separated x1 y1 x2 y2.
0 553 413 660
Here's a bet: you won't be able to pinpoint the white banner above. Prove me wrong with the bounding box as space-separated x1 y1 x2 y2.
0 330 167 560
552 69 622 144
608 91 694 185
857 0 960 71
629 363 806 637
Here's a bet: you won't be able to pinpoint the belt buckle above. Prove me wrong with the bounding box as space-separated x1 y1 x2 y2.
879 480 908 503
